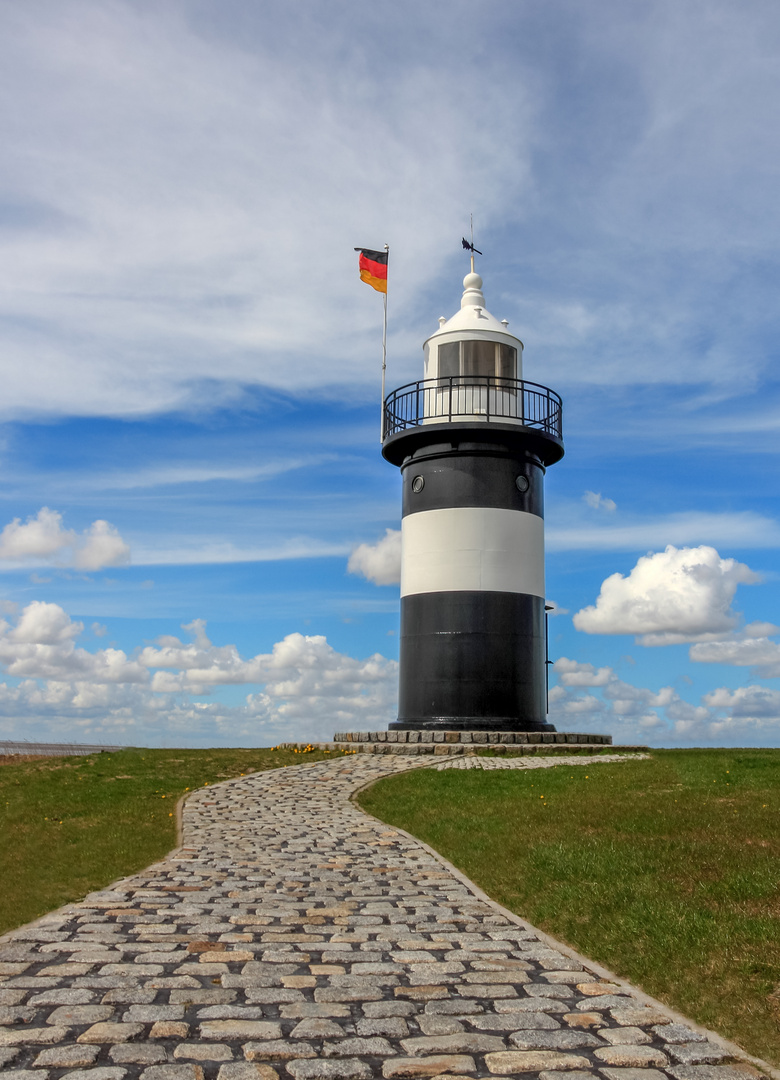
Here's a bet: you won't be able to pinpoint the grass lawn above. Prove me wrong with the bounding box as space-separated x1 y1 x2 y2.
357 748 780 1066
0 744 334 937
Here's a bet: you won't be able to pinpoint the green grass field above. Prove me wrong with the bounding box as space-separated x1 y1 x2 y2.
358 748 780 1066
2 745 778 1065
0 745 333 936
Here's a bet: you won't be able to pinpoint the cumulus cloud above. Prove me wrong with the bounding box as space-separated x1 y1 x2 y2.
690 625 780 678
550 657 750 745
0 507 74 559
554 658 613 687
551 655 780 746
347 529 401 586
583 491 617 512
573 545 760 645
0 596 777 748
0 603 398 744
0 508 130 570
0 601 145 684
140 621 397 714
553 657 674 718
701 685 780 733
72 520 130 570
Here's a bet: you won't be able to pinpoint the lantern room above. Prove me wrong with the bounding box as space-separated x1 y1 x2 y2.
423 271 524 383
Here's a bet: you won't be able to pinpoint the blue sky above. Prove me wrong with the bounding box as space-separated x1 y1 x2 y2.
1 0 780 747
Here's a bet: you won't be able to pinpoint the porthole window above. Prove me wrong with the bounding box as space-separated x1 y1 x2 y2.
412 475 425 493
515 475 529 493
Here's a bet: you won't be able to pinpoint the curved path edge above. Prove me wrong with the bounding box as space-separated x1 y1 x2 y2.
0 752 775 1080
351 767 779 1079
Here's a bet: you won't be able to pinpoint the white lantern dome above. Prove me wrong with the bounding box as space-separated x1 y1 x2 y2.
423 271 524 382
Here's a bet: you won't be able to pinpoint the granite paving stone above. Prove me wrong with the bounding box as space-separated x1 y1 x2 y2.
217 1066 280 1080
656 1027 709 1045
484 1049 592 1072
539 1071 595 1080
243 1040 317 1061
33 1043 102 1067
598 1027 654 1046
509 1031 603 1050
110 1045 170 1064
666 1045 733 1066
0 752 770 1080
593 1046 669 1067
381 1056 477 1078
667 1068 765 1080
60 1069 128 1080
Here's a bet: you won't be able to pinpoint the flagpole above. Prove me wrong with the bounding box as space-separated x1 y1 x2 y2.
380 243 389 442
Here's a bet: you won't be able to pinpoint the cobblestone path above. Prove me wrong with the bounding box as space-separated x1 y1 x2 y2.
0 754 770 1080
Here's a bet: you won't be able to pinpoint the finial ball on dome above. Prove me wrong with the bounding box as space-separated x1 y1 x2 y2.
463 271 483 291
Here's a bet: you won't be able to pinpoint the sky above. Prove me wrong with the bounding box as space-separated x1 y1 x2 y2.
1 0 780 748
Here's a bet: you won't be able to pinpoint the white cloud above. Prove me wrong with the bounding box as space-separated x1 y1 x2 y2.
10 601 81 645
0 507 75 559
0 601 145 683
133 538 350 567
0 2 535 418
703 684 780 721
547 511 780 552
0 508 130 570
583 490 616 512
0 602 399 745
347 529 402 586
690 627 780 678
549 657 771 746
0 597 778 748
553 658 674 717
0 0 777 433
140 621 398 711
73 520 130 570
92 457 330 491
554 658 613 687
573 545 760 644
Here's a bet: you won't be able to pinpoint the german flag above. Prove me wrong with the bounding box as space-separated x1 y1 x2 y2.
355 247 388 293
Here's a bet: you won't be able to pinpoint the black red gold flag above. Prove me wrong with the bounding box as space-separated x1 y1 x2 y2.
355 247 388 293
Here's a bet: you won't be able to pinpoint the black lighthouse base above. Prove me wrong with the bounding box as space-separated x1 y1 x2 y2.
393 590 554 733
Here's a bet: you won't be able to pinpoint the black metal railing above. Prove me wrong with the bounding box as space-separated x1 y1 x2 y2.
383 376 563 440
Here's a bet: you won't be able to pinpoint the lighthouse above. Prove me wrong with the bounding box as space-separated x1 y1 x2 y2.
382 266 564 732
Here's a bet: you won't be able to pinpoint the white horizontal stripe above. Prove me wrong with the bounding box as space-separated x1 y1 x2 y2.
401 507 545 598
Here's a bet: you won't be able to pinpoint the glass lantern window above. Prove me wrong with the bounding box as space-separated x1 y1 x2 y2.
462 340 495 376
437 340 517 379
498 344 517 379
438 342 460 379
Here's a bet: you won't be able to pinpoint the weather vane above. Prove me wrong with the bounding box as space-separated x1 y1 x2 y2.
461 213 482 272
